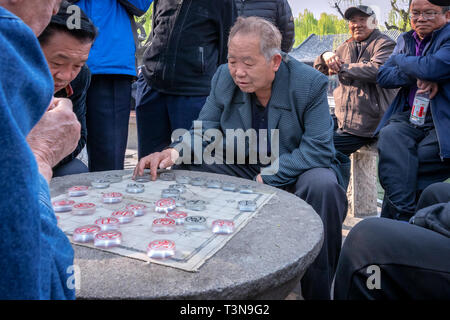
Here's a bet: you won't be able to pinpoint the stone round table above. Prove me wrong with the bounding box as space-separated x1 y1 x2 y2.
50 170 323 299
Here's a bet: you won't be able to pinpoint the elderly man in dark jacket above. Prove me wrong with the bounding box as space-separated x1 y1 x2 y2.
235 0 295 52
135 17 349 300
314 5 397 156
376 0 450 221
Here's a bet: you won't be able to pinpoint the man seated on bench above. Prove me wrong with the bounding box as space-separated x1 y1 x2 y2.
376 0 450 221
314 4 397 157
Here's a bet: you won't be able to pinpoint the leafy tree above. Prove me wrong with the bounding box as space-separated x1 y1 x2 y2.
293 10 349 47
385 0 411 31
135 3 153 43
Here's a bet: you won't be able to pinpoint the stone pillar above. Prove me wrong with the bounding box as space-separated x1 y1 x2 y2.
346 144 378 217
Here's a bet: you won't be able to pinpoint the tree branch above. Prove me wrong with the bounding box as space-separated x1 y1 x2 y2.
331 1 346 19
384 22 401 30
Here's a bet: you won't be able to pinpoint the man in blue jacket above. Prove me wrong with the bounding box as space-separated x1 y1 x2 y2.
0 0 81 299
71 0 153 172
376 0 450 221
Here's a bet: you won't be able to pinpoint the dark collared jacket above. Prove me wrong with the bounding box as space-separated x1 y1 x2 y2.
141 0 236 96
54 65 91 168
235 0 295 52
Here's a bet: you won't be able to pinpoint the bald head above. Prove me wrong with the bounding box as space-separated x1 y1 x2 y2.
0 0 62 36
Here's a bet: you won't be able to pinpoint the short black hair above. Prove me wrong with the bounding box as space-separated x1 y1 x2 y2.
38 1 97 46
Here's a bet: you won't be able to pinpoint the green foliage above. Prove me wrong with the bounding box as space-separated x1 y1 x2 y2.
293 10 349 48
135 3 153 43
385 0 411 31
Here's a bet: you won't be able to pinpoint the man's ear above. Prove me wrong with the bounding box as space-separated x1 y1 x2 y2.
272 53 282 72
367 16 378 29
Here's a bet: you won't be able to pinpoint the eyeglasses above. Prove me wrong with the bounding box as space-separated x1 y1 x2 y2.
409 11 442 20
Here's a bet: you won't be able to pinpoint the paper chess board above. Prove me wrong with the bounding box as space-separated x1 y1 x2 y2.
52 171 276 272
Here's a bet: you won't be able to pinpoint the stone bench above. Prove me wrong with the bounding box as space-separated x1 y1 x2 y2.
346 143 379 218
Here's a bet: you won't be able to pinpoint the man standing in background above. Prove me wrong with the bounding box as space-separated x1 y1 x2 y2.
70 0 153 172
235 0 295 53
135 0 236 159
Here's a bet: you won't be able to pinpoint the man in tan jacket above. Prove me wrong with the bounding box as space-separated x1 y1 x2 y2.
314 5 397 156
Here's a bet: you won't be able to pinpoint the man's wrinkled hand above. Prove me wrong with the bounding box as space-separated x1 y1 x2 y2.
323 51 343 74
417 79 439 99
256 174 264 184
27 97 81 182
133 148 179 181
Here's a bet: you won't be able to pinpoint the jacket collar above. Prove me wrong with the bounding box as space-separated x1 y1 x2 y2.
235 58 291 132
348 29 381 61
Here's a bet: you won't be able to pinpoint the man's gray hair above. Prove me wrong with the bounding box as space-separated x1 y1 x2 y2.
442 6 450 12
228 16 282 61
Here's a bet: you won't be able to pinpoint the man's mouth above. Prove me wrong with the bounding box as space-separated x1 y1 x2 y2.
54 83 66 91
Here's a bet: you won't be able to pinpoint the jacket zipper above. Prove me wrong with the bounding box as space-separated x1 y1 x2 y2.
199 47 205 74
162 0 185 82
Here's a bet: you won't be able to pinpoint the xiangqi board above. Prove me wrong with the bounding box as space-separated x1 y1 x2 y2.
52 171 275 272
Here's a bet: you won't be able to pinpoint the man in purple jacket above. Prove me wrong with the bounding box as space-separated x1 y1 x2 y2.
71 0 153 172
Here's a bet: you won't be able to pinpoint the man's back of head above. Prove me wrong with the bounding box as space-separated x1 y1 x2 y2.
0 0 62 36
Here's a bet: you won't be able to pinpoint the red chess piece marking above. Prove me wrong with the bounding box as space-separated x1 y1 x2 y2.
69 186 88 191
74 203 96 209
95 231 122 240
149 240 175 250
53 200 75 206
112 210 133 217
75 225 101 234
153 218 176 225
103 192 123 197
156 198 175 207
95 217 119 225
126 204 146 210
167 211 187 219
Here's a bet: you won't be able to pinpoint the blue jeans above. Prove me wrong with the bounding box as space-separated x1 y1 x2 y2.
377 111 450 220
332 114 376 156
53 158 88 177
135 73 207 159
86 74 132 172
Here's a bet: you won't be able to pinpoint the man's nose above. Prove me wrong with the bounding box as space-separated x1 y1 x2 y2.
235 67 246 78
56 68 73 81
417 14 428 22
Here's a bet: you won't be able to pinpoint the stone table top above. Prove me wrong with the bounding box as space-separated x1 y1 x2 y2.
50 170 323 299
